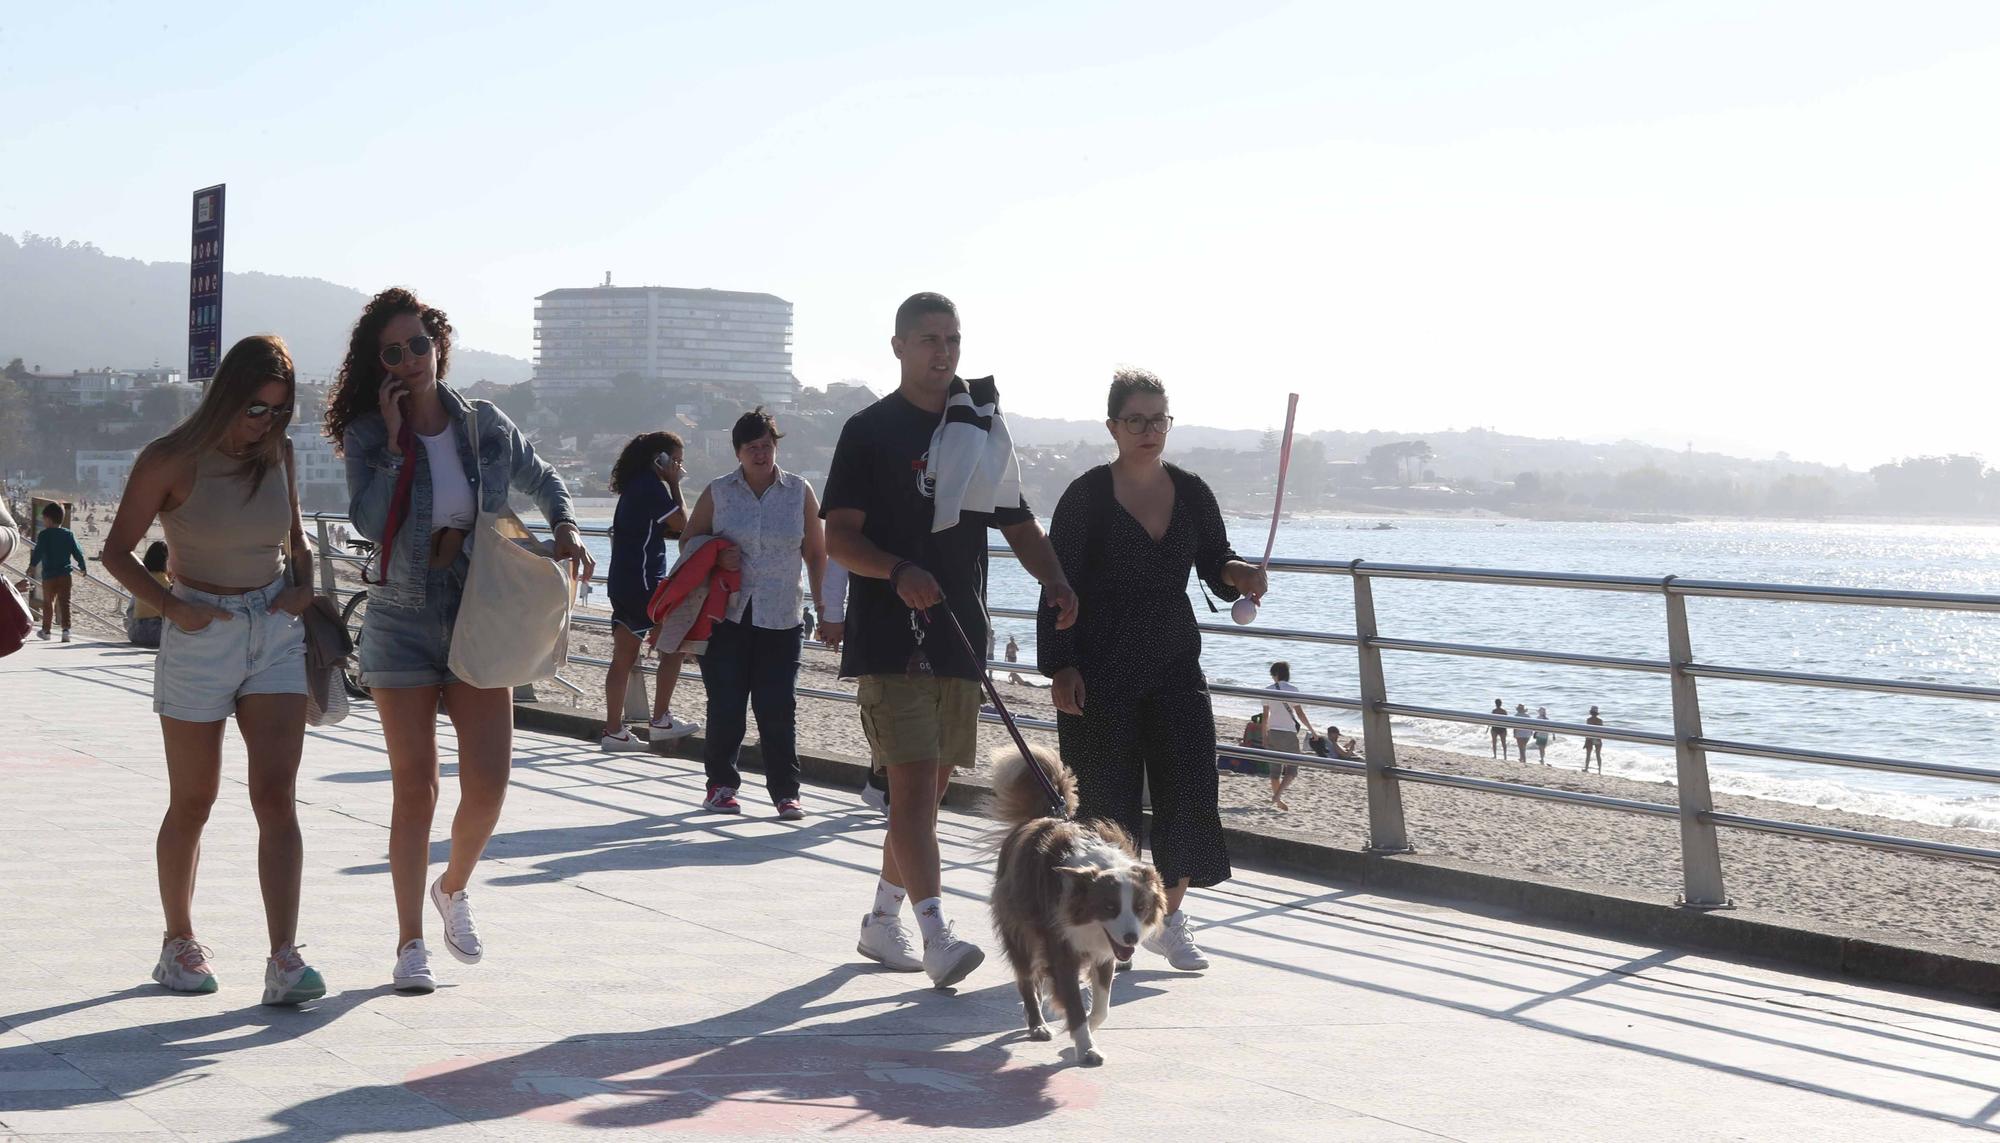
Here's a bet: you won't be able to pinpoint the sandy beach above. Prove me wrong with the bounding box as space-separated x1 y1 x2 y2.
35 530 2000 955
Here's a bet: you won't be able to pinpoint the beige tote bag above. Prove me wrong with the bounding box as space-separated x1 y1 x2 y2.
446 402 574 690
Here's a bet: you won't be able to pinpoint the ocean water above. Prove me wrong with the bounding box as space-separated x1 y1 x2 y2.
577 513 2000 833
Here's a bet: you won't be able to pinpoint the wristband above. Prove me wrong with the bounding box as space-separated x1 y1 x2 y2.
889 560 915 590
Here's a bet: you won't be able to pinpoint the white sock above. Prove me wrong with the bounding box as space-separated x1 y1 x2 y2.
913 896 946 944
872 878 906 919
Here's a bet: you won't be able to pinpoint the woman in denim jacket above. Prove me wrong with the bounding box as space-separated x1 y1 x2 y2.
326 287 594 994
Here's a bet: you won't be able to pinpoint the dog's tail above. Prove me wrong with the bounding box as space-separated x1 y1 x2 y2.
986 744 1078 826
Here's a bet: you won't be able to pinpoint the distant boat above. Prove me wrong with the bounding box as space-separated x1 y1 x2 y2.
1373 522 1396 530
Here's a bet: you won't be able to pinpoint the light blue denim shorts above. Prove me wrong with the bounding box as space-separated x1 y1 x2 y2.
153 574 307 722
355 565 466 690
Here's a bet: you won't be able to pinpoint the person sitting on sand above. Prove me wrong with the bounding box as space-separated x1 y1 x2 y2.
1583 706 1604 773
1490 699 1508 758
1512 703 1532 763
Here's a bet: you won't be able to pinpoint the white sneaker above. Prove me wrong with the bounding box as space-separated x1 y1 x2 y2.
599 729 651 753
393 938 436 993
262 943 326 1006
647 713 700 741
36 630 49 641
60 630 71 643
152 936 218 994
860 771 889 815
856 913 923 972
922 922 986 988
1143 909 1210 971
429 876 483 964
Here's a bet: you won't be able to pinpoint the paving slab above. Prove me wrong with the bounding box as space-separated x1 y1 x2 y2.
3 642 1997 1141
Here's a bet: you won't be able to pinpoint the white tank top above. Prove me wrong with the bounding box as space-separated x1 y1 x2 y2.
418 427 476 529
710 468 808 629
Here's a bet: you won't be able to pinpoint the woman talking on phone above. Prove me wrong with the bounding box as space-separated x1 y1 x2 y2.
598 430 698 750
325 288 593 993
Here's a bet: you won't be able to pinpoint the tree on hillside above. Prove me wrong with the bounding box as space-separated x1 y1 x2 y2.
1364 440 1435 485
496 380 537 424
0 375 28 470
1870 455 1988 516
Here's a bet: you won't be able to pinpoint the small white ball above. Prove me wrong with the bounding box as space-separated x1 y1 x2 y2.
1231 597 1259 625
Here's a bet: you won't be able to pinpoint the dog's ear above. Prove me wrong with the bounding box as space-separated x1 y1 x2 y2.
1053 865 1101 887
1131 862 1168 924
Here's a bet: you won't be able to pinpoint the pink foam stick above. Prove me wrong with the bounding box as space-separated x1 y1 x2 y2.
1259 393 1300 573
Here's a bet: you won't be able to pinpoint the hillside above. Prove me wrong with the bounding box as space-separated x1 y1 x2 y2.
0 233 531 383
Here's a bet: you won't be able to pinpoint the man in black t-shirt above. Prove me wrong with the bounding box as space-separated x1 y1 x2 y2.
823 291 1078 990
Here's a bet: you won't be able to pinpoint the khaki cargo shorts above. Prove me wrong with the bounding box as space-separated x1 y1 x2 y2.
856 674 981 772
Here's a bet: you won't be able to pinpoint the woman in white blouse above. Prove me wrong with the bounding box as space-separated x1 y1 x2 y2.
681 408 828 819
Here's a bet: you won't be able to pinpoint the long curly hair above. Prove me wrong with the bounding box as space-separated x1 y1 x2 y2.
610 430 684 494
147 334 295 499
324 287 454 454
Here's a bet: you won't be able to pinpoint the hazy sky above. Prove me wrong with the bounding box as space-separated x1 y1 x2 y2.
5 1 1997 469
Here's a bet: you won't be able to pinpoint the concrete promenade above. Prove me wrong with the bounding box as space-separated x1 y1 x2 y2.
4 641 1998 1141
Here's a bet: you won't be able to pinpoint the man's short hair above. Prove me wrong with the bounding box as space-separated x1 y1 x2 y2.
894 292 957 337
1271 661 1291 681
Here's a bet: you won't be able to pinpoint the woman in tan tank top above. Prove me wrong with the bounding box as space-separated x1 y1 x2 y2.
101 334 326 1005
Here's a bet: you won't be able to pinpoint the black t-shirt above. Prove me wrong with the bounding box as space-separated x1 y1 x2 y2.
820 390 1032 680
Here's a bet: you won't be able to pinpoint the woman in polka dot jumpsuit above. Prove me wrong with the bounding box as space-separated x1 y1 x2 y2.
1039 368 1270 972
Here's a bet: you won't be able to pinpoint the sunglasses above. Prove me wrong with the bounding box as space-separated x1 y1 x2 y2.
379 333 434 367
244 402 293 419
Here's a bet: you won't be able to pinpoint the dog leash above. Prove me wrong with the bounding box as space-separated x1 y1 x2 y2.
923 598 1070 821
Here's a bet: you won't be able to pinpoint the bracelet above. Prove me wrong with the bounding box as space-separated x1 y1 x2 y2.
889 560 915 589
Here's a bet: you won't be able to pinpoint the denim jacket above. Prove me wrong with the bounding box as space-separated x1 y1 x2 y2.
343 383 576 609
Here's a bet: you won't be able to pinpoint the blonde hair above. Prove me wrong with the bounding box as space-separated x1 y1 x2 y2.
148 334 295 500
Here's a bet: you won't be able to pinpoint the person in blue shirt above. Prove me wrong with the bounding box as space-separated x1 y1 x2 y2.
29 503 88 642
600 431 700 750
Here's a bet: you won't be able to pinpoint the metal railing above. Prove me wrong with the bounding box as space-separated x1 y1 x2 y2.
303 514 2000 905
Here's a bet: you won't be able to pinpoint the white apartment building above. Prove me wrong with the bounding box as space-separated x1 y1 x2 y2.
76 450 140 492
532 285 795 406
287 427 345 511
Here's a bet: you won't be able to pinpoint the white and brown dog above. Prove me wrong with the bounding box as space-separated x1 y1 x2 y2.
987 745 1166 1067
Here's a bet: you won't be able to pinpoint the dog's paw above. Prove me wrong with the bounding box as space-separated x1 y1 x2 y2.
1027 1025 1053 1042
1079 1048 1104 1067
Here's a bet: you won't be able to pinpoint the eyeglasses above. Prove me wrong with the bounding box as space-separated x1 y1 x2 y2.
379 334 434 367
244 402 293 419
1116 413 1174 434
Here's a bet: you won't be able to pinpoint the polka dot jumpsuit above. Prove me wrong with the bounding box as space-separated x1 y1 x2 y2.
1038 464 1240 889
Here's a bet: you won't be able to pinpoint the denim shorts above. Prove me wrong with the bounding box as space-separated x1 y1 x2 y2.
153 574 307 722
356 565 466 690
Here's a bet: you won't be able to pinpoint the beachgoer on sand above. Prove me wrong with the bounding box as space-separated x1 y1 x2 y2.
1533 706 1552 763
1490 698 1507 757
1513 703 1532 762
1583 706 1605 773
1263 661 1316 810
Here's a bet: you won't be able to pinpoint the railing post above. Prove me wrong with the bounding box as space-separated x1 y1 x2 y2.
1664 578 1728 907
1351 561 1412 853
313 517 337 598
